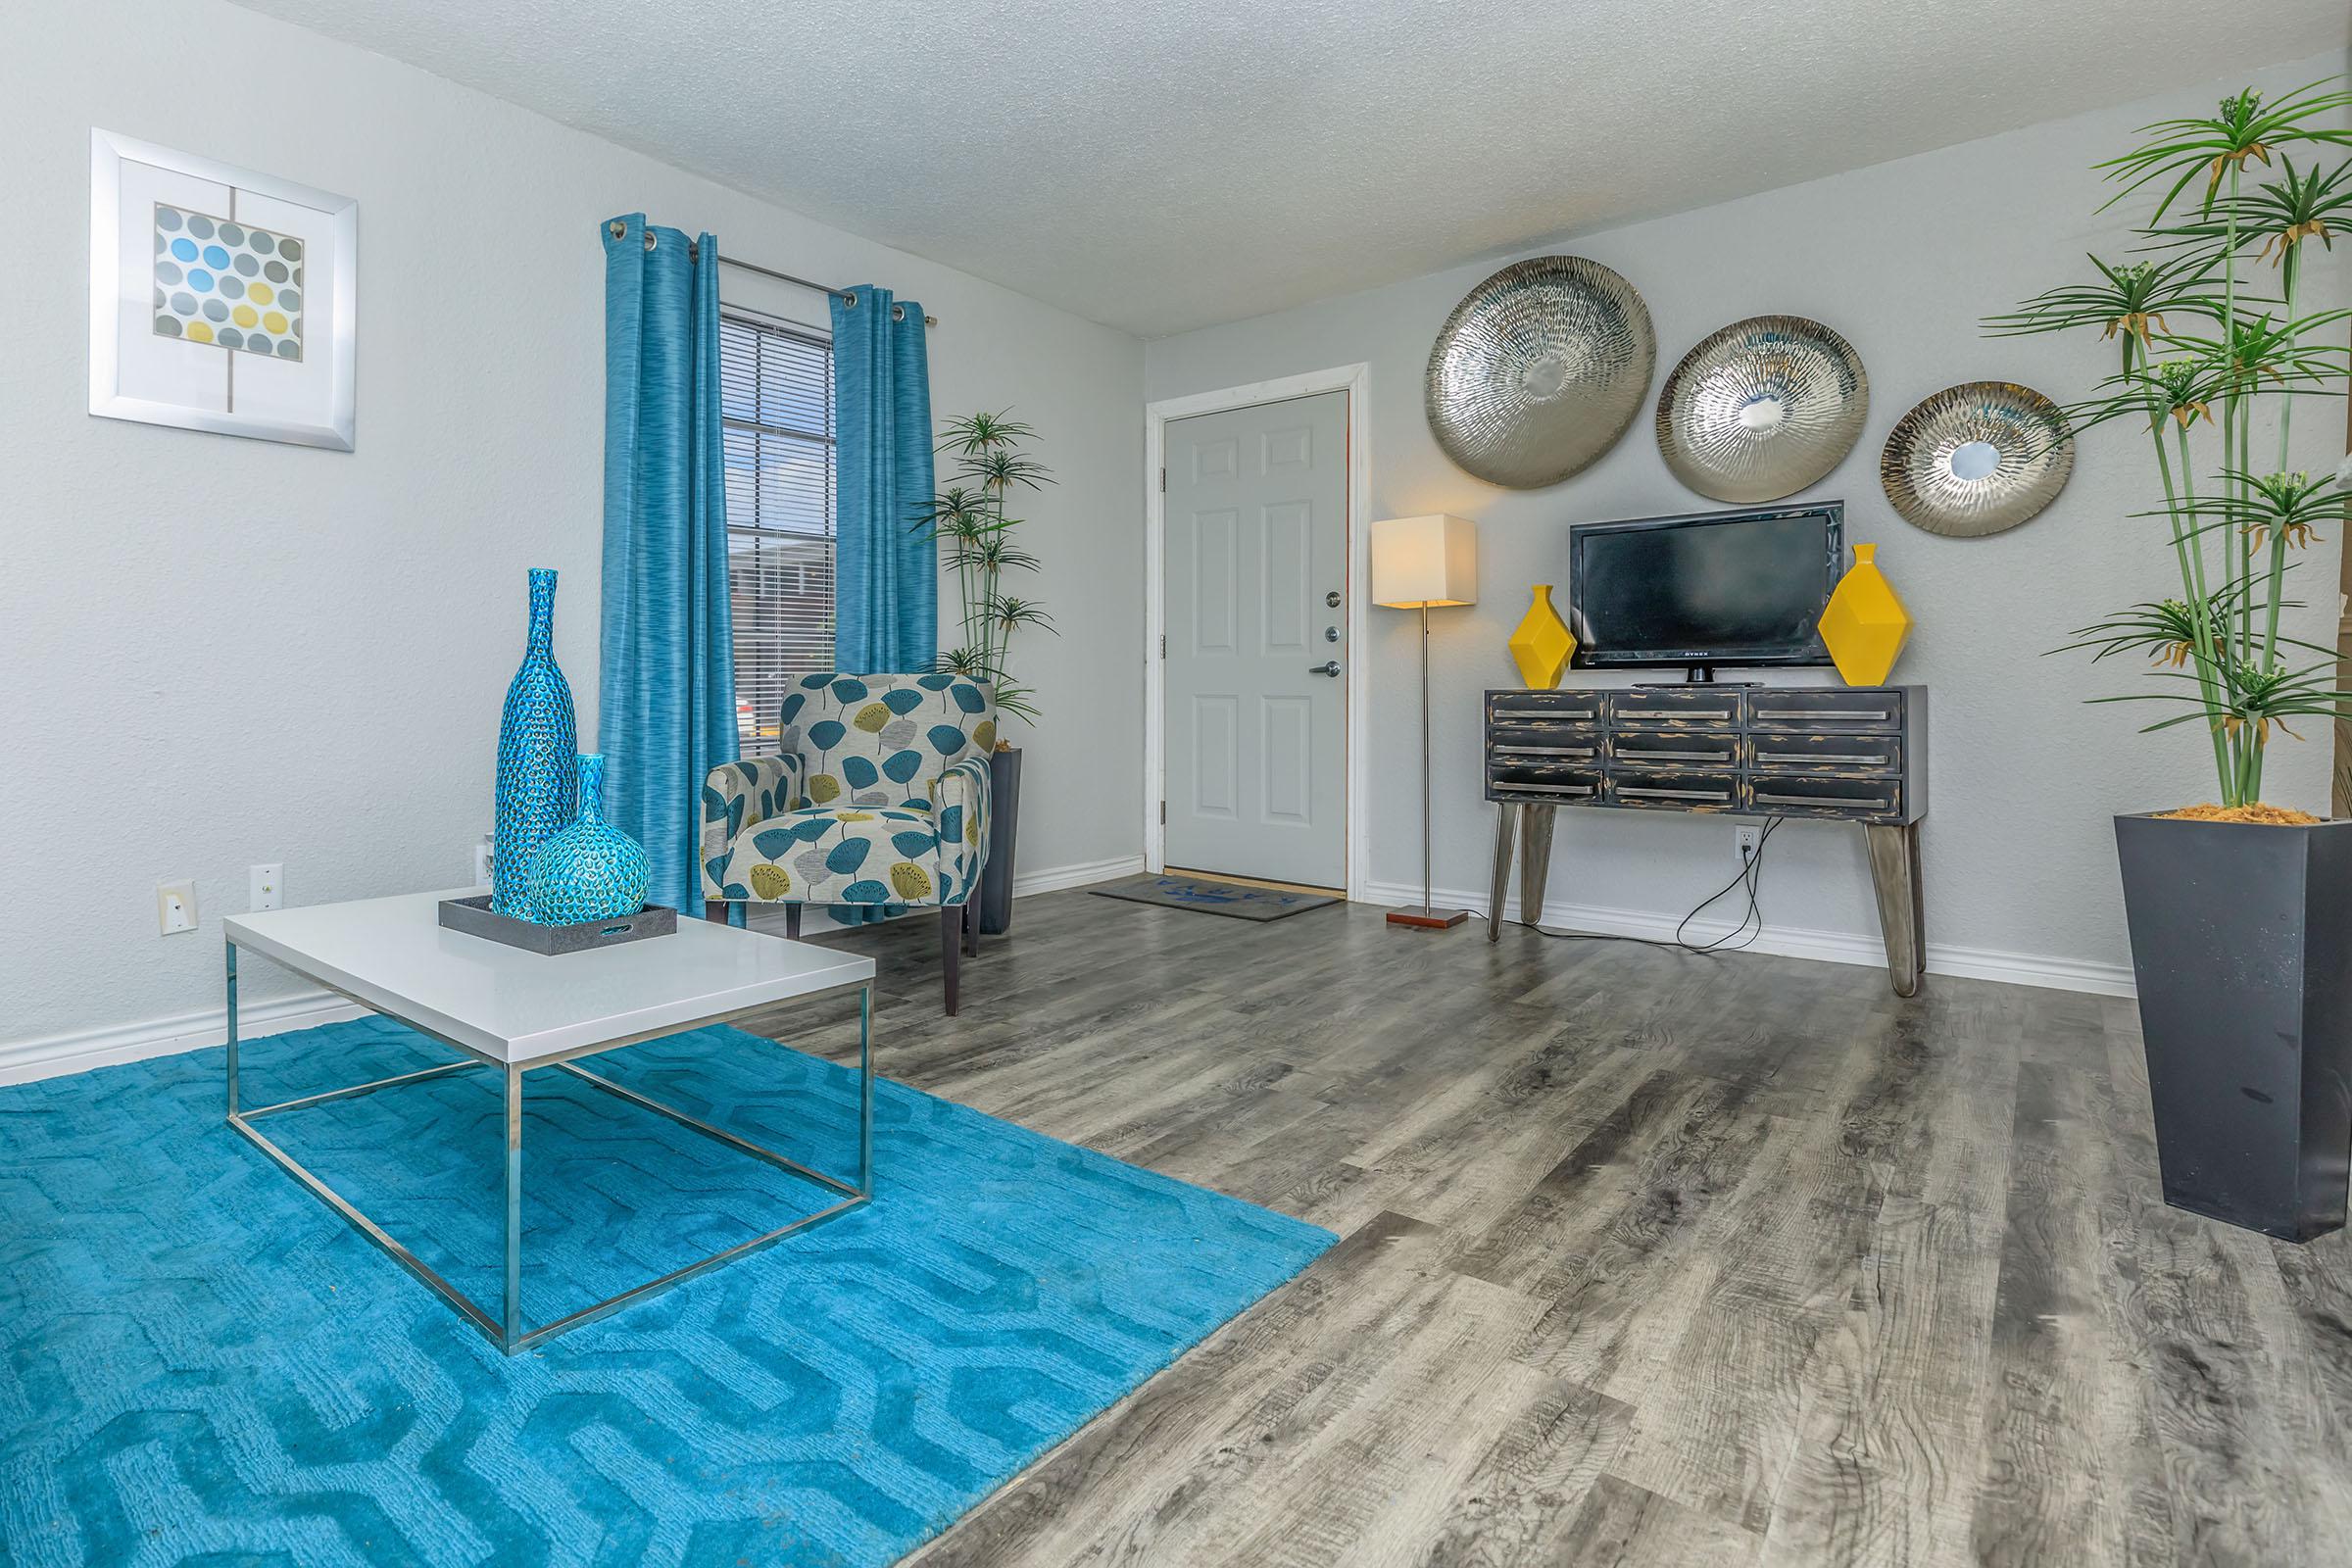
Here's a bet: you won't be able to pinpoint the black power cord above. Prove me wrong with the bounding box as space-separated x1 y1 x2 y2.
1505 816 1781 956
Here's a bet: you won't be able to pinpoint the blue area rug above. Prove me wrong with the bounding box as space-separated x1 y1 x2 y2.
0 1017 1334 1566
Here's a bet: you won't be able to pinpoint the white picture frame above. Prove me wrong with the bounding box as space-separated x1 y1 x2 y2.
88 128 357 451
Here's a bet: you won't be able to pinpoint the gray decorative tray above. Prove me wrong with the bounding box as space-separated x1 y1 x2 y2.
437 895 677 956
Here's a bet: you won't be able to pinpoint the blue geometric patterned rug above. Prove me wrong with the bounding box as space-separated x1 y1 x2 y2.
0 1016 1334 1566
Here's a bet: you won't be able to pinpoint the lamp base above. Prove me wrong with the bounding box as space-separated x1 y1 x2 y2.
1388 905 1470 930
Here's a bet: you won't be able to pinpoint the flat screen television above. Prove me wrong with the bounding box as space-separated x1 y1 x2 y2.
1567 503 1842 678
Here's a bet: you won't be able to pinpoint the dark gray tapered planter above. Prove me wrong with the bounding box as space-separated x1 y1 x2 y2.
980 746 1022 936
2115 812 2352 1241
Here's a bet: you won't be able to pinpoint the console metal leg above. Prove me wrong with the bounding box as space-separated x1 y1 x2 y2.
503 1063 523 1348
1519 805 1557 930
1864 820 1925 999
1488 806 1517 942
224 941 239 1117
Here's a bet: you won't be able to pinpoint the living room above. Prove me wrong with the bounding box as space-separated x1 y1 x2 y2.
5 2 2351 1564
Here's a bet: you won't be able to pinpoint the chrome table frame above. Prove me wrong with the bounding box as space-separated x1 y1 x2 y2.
223 939 874 1354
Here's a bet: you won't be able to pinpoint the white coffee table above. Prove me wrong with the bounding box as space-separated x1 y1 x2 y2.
220 888 876 1352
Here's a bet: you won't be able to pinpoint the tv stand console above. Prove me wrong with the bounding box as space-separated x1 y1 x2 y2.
1482 683 1927 996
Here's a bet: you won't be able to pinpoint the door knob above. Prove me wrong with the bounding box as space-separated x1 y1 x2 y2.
1309 661 1342 677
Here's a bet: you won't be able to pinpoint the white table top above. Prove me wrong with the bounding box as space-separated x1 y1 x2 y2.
223 889 874 1065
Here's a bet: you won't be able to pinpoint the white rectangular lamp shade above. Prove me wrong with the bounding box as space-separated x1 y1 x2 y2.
1371 514 1477 609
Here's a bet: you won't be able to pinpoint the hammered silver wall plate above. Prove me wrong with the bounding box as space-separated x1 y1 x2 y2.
1882 381 2074 538
1424 257 1655 489
1656 316 1868 504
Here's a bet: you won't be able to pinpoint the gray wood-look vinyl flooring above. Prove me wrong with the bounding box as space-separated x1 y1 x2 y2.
742 889 2352 1568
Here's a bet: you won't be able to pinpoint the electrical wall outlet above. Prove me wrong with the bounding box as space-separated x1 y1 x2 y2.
157 880 197 934
472 833 494 888
249 862 283 911
1734 824 1763 870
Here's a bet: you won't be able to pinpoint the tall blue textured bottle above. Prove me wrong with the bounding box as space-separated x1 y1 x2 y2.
493 568 579 917
525 753 652 924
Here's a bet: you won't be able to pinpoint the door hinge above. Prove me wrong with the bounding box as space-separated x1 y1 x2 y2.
1159 633 1166 658
1158 466 1166 492
1159 801 1166 824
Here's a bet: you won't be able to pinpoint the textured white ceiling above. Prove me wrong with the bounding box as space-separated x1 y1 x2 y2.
235 0 2347 337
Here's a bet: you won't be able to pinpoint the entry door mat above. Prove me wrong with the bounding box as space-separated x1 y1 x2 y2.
0 1015 1335 1567
1090 872 1340 921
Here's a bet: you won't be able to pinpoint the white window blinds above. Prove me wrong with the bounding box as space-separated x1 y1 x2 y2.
720 310 834 757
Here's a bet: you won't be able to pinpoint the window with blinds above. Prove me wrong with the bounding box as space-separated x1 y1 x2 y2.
721 310 834 757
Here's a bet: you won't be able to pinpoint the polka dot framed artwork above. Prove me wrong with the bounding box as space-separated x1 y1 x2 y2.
88 129 356 451
151 205 306 360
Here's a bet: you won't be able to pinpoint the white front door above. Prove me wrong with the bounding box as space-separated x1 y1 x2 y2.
1162 390 1348 888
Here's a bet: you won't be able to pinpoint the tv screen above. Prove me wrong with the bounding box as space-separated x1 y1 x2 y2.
1568 504 1841 669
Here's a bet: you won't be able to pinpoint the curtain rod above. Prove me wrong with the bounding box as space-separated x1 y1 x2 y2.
710 248 940 328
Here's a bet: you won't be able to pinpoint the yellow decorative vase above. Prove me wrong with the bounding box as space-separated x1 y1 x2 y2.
1817 543 1912 686
1507 584 1577 688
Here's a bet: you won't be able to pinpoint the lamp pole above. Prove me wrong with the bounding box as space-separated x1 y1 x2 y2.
1390 595 1468 929
1421 602 1434 915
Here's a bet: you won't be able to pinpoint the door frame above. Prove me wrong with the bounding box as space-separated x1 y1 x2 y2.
1143 363 1371 901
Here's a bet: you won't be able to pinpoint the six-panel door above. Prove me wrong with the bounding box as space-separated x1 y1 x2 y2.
1162 391 1349 887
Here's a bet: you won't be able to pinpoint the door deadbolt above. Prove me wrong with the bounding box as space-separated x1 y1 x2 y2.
1324 625 1339 642
1325 590 1342 608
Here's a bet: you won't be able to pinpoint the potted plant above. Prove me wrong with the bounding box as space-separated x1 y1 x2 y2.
1992 79 2352 1239
915 412 1056 935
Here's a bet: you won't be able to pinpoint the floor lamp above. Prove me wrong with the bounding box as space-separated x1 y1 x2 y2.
1371 514 1478 930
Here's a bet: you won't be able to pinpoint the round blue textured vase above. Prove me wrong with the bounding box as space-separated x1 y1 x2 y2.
492 568 579 917
524 754 651 925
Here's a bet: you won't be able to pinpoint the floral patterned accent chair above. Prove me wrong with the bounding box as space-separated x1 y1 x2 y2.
701 672 997 1013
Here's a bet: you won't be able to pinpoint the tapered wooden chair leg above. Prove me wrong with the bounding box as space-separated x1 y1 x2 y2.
941 905 962 1015
700 902 729 924
962 876 981 957
785 904 802 941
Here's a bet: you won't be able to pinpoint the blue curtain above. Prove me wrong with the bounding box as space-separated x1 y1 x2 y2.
832 285 936 673
598 213 735 918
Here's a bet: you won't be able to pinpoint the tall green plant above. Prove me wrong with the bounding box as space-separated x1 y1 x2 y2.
1988 79 2352 806
911 411 1057 727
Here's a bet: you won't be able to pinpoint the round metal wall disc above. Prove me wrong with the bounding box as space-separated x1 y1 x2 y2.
1656 315 1869 504
1882 380 2074 537
1424 256 1656 489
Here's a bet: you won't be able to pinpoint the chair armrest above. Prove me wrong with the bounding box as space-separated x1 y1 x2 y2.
701 755 805 898
927 754 993 905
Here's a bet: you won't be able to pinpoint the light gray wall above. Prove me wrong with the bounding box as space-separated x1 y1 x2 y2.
1145 54 2351 983
0 0 1143 1054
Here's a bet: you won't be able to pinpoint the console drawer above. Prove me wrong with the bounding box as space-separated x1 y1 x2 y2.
1489 723 1603 763
1745 732 1902 775
1605 688 1742 727
1747 773 1904 819
1610 728 1741 769
1744 687 1901 731
1488 764 1604 803
1490 690 1603 724
1610 769 1740 811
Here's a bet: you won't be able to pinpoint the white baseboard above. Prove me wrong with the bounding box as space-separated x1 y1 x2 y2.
34 852 2094 1092
0 852 1156 1091
1360 878 2135 1000
0 987 366 1090
1011 853 1145 898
